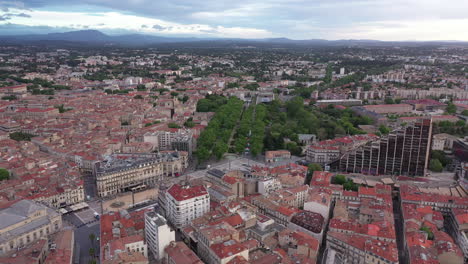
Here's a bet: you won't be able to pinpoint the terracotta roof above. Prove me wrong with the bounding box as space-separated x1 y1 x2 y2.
167 184 208 201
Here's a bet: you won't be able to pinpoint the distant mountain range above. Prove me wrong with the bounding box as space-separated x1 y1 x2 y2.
0 30 467 47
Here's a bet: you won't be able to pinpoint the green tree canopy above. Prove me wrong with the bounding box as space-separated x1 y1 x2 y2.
446 102 456 114
379 125 391 135
331 174 347 185
168 123 181 129
429 159 443 172
0 168 9 181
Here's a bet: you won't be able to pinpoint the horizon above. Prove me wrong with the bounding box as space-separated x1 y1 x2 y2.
0 1 468 41
2 28 468 43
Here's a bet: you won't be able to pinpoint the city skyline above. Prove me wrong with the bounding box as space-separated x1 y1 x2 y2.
1 0 468 41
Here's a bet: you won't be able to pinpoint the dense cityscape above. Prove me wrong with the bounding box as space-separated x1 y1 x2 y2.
0 33 467 264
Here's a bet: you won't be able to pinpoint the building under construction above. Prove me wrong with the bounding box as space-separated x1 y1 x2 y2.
333 119 432 176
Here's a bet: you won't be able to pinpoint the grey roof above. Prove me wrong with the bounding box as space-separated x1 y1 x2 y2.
298 134 316 140
0 200 44 230
207 169 225 179
145 211 168 227
0 200 59 243
249 223 285 237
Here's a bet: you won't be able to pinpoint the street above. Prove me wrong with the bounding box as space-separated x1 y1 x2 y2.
75 222 100 264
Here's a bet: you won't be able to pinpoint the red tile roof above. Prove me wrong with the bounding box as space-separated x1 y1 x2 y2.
167 184 208 201
210 240 248 259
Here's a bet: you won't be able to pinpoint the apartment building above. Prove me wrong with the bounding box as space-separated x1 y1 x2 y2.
0 200 62 255
100 210 149 263
258 178 282 195
327 232 399 264
445 209 468 261
306 145 340 165
194 222 250 264
335 119 432 176
34 183 85 209
265 150 291 163
164 241 203 264
165 184 210 228
145 211 175 260
143 130 194 155
94 152 188 197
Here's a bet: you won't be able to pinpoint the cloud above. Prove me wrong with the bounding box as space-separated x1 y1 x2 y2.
0 12 31 21
1 1 468 40
152 24 166 30
15 12 30 18
1 8 274 38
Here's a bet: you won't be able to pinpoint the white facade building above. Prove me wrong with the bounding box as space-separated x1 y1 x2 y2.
258 178 282 195
145 211 175 260
166 184 210 228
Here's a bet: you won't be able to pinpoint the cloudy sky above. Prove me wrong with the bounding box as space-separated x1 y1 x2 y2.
0 0 468 40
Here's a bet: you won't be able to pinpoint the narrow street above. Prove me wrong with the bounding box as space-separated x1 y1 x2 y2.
392 195 407 264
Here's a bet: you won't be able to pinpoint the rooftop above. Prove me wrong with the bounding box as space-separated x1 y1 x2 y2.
167 184 208 202
290 210 324 234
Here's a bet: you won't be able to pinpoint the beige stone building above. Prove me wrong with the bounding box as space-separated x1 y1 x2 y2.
0 200 62 255
35 184 85 208
94 152 188 198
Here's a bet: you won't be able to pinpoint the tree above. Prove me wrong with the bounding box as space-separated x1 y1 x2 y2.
305 163 323 184
89 247 95 257
446 102 456 114
244 83 259 91
227 82 238 89
170 91 179 97
343 181 359 191
384 98 395 104
462 110 468 116
196 147 210 163
431 150 451 167
168 123 181 129
379 125 391 135
89 233 96 245
420 226 434 240
429 159 443 172
136 84 146 91
213 142 228 160
0 168 9 181
1 95 17 101
9 132 34 141
331 174 347 185
184 119 195 128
